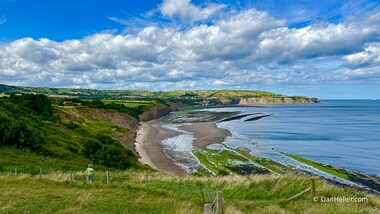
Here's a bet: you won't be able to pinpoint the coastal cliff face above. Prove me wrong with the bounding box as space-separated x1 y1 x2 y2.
140 106 171 122
236 97 319 104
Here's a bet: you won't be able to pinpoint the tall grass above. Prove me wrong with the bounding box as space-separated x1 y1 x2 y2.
1 170 378 213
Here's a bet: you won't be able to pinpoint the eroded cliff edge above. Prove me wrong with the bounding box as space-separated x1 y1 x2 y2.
235 97 319 104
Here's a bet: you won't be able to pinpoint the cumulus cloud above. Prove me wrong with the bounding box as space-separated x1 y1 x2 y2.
160 0 226 22
344 43 380 67
1 8 380 89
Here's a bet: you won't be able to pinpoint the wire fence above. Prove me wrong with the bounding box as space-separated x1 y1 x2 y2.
1 169 318 214
1 169 226 213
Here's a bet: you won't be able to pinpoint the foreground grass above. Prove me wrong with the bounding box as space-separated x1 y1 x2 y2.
0 148 95 173
1 171 379 214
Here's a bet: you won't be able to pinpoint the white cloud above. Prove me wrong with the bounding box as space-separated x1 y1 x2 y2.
160 0 226 22
344 43 380 67
1 8 380 89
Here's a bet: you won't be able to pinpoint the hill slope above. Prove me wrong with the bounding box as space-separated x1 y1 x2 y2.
0 94 143 172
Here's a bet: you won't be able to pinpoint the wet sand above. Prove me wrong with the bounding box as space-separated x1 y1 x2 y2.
135 120 186 175
135 121 231 174
179 122 231 149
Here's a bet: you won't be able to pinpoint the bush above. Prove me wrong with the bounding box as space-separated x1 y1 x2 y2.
82 139 102 158
0 115 43 150
9 94 53 118
93 145 136 170
82 135 137 170
64 122 80 130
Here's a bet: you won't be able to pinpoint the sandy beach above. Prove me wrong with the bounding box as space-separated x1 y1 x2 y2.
135 120 186 174
135 120 231 174
179 122 231 149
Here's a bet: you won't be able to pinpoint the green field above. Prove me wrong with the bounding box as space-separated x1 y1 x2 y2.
101 100 154 108
1 171 378 214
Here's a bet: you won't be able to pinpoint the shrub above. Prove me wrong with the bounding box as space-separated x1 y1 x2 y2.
82 134 137 170
82 139 102 158
64 122 80 130
93 145 136 170
0 116 43 150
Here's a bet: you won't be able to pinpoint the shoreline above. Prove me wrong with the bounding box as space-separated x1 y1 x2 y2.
135 120 232 174
135 120 186 175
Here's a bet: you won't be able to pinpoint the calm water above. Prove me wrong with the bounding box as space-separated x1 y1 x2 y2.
207 100 380 176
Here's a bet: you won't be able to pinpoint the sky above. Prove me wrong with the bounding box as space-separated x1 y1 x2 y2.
0 0 380 99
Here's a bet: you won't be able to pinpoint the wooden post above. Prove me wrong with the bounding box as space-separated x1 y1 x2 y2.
216 188 223 214
145 174 149 192
285 187 311 201
14 168 17 176
204 204 212 214
39 169 42 179
106 171 110 186
183 181 188 198
310 178 316 197
70 172 73 184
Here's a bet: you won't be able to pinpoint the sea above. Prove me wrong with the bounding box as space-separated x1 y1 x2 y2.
205 100 380 177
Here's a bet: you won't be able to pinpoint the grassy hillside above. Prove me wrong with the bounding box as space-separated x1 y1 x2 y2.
0 94 144 172
0 171 378 213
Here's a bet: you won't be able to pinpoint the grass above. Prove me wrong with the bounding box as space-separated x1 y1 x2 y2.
0 147 96 173
55 106 137 149
101 100 153 108
0 171 378 213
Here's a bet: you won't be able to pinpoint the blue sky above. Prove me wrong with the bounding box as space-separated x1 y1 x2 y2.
0 0 380 99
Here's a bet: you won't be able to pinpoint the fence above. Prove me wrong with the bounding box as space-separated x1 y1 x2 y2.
285 177 316 201
3 169 318 214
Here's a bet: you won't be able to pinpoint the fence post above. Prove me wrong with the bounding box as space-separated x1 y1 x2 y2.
106 171 110 186
204 204 212 214
216 188 223 214
310 178 316 196
70 171 73 184
14 168 17 176
39 169 42 179
145 174 149 192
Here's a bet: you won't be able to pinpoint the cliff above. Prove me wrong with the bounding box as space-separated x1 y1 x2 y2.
236 97 319 105
139 106 172 122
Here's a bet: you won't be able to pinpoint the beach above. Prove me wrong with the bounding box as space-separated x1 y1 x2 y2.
135 120 186 174
179 122 231 148
135 120 231 174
